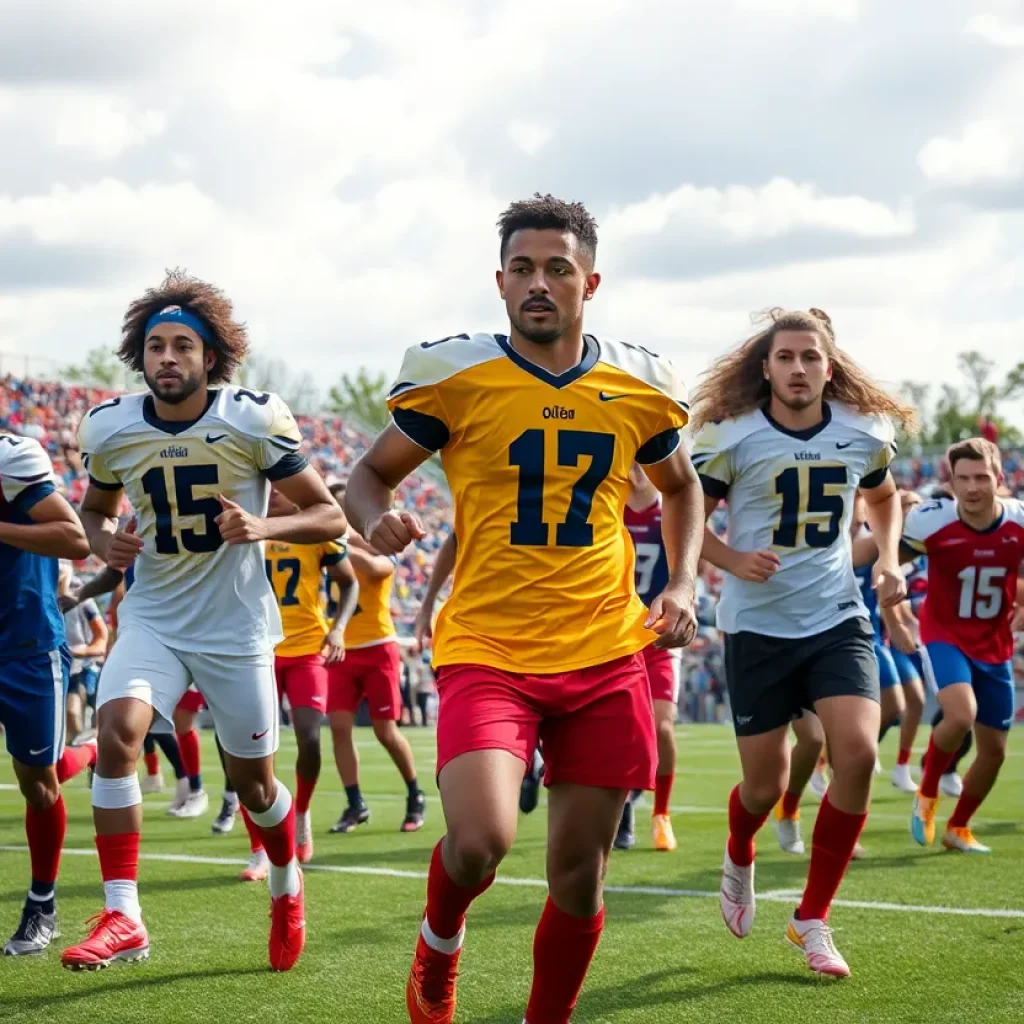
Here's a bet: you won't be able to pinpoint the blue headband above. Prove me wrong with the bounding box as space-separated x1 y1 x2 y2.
145 305 212 343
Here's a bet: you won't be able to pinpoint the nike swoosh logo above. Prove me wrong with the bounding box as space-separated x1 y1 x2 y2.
206 433 227 443
251 729 269 740
836 441 853 449
29 746 51 756
599 392 629 402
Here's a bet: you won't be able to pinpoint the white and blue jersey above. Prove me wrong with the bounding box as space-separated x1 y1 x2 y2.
856 563 898 690
0 435 70 766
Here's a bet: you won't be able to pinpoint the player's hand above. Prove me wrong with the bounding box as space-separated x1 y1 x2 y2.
873 560 907 609
103 517 144 570
647 583 699 649
215 495 268 545
58 593 80 612
413 604 434 653
729 549 780 583
321 628 346 664
365 509 425 556
888 623 919 655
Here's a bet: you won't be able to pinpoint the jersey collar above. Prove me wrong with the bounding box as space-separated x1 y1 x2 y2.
761 401 832 441
495 333 599 390
142 390 217 436
957 502 1005 534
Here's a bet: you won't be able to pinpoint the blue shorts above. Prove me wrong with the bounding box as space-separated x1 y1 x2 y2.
0 648 71 766
875 640 899 691
923 642 1015 732
890 647 923 686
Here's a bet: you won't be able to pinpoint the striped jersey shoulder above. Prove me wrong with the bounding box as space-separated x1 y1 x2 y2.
388 333 505 400
830 403 897 452
595 338 689 412
689 410 763 463
902 498 958 550
77 392 147 453
209 387 301 450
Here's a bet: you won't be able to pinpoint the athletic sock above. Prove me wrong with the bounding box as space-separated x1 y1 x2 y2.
920 736 957 799
423 840 494 946
948 791 985 829
796 794 866 922
653 773 674 817
781 789 801 819
727 785 769 867
25 796 66 912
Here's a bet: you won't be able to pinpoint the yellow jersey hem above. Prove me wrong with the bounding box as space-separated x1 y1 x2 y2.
431 637 652 675
347 636 399 651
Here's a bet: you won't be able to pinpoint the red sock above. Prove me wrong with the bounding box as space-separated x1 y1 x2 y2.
295 772 316 815
525 897 605 1024
948 791 985 829
96 832 140 882
253 805 295 867
919 736 957 799
897 747 912 766
26 796 67 886
176 729 201 781
727 785 769 867
425 840 495 941
653 773 674 817
56 744 96 784
797 795 866 922
143 751 160 776
239 806 264 854
781 789 801 819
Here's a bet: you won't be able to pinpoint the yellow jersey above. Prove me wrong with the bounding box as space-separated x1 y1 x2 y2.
345 565 398 649
386 332 689 673
266 539 347 657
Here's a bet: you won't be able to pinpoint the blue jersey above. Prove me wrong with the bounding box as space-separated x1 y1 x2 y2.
0 435 64 661
624 499 668 607
856 564 883 639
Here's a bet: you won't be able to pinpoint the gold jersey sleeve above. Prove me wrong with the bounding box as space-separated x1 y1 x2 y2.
269 539 346 656
386 333 689 673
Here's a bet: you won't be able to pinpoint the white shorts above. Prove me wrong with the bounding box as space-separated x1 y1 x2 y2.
98 627 279 759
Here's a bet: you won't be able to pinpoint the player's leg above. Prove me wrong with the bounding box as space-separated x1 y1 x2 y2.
926 708 972 797
774 712 824 856
170 695 207 818
891 650 925 793
877 645 905 761
644 645 679 852
141 734 162 792
211 731 240 835
942 661 1013 853
408 663 535 1024
66 682 85 740
372 717 426 831
196 649 303 972
326 654 371 832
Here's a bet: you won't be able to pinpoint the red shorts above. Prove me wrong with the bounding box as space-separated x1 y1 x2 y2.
275 652 328 712
644 645 679 705
327 642 402 721
435 653 655 791
176 689 206 714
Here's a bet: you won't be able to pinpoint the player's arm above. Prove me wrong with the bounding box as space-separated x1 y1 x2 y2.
699 496 779 583
59 565 125 612
415 532 457 650
71 603 109 660
0 490 89 560
322 557 359 664
345 423 431 554
347 532 397 579
639 443 702 648
881 600 919 654
860 471 907 608
79 483 143 569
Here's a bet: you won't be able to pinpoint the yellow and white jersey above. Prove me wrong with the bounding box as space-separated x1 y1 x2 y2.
79 387 305 655
691 401 896 638
386 332 689 673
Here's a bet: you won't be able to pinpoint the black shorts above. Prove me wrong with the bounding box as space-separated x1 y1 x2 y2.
724 616 879 737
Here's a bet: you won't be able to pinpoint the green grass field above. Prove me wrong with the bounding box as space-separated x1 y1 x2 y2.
1 726 1021 1024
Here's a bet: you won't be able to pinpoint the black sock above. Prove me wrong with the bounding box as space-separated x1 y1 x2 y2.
143 735 156 756
345 784 364 808
154 732 185 779
406 777 420 800
28 879 55 915
215 734 235 794
189 774 203 792
879 719 897 744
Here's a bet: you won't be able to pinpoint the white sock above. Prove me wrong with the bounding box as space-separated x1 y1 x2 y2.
269 860 301 899
247 780 300 898
225 791 239 808
421 917 465 955
104 880 142 923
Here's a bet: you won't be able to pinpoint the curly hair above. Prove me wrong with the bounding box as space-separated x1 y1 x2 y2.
688 307 918 433
497 193 598 266
118 269 249 385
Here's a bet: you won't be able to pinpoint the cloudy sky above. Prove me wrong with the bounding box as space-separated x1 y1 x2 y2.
1 0 1022 411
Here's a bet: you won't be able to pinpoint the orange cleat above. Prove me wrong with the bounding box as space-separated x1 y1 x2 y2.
407 932 461 1024
61 910 149 971
269 872 305 972
651 813 678 852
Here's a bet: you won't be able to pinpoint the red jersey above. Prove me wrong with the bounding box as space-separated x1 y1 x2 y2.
903 498 1024 663
624 499 668 608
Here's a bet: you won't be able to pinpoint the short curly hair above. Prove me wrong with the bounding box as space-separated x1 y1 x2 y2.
118 269 249 385
497 193 598 266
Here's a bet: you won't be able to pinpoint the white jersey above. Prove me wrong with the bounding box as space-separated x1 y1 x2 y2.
78 387 306 655
692 402 896 638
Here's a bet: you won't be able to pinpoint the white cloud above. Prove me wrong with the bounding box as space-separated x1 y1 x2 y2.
965 13 1024 47
604 179 914 242
506 121 552 157
52 96 166 160
733 0 859 18
918 119 1021 184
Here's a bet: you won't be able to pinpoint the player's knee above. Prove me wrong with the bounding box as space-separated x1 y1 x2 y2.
744 777 785 811
372 719 401 747
656 717 676 749
977 742 1006 768
295 727 322 757
97 719 142 773
446 829 511 882
835 740 877 786
943 708 975 737
234 776 276 813
548 849 607 916
21 775 59 811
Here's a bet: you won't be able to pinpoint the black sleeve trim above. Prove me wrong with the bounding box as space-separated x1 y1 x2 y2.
264 452 308 482
635 428 680 466
698 473 729 499
392 407 450 452
859 467 889 490
320 553 345 568
88 475 123 492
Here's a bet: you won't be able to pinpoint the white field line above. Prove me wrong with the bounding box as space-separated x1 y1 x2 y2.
0 846 1020 920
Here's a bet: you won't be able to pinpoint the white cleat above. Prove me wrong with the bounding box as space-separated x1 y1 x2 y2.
785 915 851 977
940 772 963 799
720 846 755 938
240 850 270 883
808 768 829 801
174 789 209 819
296 811 313 865
165 778 190 815
141 772 165 796
890 763 918 795
773 815 805 856
873 756 884 776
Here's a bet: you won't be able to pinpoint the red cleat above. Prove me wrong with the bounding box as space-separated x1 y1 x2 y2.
61 910 149 971
406 932 461 1024
268 872 305 972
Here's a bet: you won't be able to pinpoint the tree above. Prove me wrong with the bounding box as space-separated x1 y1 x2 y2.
63 347 125 389
325 368 390 432
238 352 319 414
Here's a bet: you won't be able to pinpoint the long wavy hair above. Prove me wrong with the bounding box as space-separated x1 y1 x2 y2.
689 308 917 433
